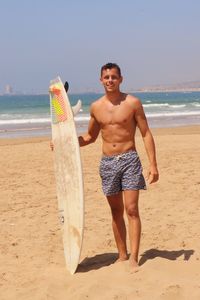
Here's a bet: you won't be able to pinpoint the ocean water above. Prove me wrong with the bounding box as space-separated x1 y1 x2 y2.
0 92 200 138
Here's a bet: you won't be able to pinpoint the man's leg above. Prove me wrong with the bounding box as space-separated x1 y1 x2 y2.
123 190 141 268
106 192 128 261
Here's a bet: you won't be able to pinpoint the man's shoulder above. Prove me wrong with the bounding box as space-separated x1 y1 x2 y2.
91 96 104 109
90 96 104 116
125 94 142 108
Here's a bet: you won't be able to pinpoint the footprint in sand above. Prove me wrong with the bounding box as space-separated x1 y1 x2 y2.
160 284 184 300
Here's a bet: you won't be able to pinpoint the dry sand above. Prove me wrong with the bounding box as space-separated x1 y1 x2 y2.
0 125 200 300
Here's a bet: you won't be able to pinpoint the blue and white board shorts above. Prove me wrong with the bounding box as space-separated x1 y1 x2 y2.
99 150 146 196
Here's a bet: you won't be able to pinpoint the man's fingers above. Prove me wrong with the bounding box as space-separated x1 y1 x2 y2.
148 174 154 184
50 141 54 151
147 172 159 184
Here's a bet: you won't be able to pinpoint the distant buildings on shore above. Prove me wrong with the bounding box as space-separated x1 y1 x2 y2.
136 81 200 92
4 84 13 95
1 84 25 95
1 81 200 95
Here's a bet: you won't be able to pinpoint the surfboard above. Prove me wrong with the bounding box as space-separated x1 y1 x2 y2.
49 77 84 274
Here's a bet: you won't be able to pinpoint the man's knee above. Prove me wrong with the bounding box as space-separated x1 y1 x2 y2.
107 193 124 220
110 205 124 219
126 205 139 219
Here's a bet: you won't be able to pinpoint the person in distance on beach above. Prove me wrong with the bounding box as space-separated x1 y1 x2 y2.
78 62 159 270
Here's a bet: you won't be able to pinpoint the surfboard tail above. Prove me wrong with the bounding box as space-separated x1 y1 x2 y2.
72 100 82 116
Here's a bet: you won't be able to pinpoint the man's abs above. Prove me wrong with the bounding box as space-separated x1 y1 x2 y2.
102 140 136 156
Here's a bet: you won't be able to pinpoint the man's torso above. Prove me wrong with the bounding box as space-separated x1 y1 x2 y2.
92 93 139 155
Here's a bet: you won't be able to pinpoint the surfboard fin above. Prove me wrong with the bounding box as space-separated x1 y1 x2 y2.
64 81 69 93
72 100 82 116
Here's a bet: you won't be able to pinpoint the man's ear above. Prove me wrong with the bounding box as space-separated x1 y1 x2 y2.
120 76 123 83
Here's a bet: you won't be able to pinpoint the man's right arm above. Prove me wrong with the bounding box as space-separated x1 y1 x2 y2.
50 104 100 151
78 104 100 147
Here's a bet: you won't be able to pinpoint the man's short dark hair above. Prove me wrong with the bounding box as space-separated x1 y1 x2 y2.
101 63 121 77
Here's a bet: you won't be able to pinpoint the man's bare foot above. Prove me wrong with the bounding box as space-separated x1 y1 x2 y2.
115 255 129 263
129 256 139 273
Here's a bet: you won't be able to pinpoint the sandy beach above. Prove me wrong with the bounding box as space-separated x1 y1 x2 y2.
0 125 200 300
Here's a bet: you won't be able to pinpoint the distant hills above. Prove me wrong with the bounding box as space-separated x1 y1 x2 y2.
137 81 200 92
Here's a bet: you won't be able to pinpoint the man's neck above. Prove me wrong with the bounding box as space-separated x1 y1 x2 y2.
105 91 123 104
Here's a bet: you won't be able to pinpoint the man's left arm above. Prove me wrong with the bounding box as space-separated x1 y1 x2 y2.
134 99 159 184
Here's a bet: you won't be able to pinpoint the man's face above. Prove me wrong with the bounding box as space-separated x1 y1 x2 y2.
100 68 123 92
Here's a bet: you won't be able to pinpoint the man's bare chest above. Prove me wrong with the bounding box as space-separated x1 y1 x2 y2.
96 104 135 125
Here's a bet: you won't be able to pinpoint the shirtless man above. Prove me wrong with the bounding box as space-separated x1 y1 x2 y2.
50 63 159 270
78 63 159 270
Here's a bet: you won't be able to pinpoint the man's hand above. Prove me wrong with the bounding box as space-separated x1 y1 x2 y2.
147 165 159 184
50 141 54 151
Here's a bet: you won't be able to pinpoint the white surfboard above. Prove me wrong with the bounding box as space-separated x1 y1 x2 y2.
49 77 84 274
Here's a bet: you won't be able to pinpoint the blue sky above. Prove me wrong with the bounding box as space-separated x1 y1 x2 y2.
0 0 200 93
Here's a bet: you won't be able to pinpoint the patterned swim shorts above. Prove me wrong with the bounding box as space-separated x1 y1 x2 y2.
99 150 146 196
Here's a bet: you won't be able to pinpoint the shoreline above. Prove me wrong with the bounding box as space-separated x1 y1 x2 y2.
0 124 199 144
1 117 200 139
1 90 199 139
